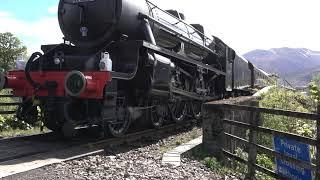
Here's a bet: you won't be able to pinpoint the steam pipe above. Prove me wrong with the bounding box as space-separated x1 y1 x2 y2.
141 19 156 45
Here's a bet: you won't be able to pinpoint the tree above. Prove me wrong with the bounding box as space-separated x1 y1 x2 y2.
312 73 320 86
0 32 27 71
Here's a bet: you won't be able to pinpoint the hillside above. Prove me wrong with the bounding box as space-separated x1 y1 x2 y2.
243 48 320 86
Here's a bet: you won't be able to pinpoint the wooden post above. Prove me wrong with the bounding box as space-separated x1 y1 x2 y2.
316 103 320 179
202 104 225 162
245 101 259 179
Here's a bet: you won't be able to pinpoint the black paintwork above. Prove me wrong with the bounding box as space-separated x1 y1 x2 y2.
20 0 270 133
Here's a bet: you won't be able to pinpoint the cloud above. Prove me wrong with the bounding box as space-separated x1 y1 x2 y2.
0 11 63 55
1 0 320 55
153 0 320 54
48 5 58 15
0 11 11 17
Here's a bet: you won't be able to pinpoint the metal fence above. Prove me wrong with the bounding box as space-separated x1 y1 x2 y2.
0 91 20 115
276 78 296 91
204 101 320 179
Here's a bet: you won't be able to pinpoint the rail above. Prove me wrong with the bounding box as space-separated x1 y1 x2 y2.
204 100 320 179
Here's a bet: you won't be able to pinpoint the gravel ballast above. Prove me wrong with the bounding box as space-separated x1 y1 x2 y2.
4 127 241 180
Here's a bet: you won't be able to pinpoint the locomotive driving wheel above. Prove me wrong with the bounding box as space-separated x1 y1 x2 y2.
150 100 166 129
108 96 131 137
16 98 40 126
191 101 203 120
169 98 187 123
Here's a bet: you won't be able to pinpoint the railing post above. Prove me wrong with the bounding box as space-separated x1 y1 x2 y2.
316 103 320 179
203 104 225 162
245 101 260 179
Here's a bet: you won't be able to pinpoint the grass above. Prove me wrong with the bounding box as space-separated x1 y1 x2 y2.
175 140 182 146
190 146 240 177
0 127 48 138
158 127 202 153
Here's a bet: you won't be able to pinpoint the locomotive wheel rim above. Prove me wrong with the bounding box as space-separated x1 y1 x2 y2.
151 105 164 129
170 100 187 123
191 101 203 120
108 98 131 137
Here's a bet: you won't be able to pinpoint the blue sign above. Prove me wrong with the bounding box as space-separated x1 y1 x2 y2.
274 136 312 180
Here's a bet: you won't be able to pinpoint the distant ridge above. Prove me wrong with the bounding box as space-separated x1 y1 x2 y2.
243 48 320 86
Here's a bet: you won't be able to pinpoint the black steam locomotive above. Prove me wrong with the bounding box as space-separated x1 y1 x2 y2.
0 0 269 137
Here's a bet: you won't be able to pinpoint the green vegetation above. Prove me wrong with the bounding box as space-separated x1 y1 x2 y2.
175 140 182 146
0 32 27 71
234 148 275 180
191 147 234 176
0 32 41 137
203 157 224 172
259 87 316 148
0 90 43 137
0 127 45 138
311 74 320 87
0 90 23 131
236 87 316 179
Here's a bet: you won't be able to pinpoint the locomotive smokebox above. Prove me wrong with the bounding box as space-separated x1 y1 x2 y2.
58 0 149 48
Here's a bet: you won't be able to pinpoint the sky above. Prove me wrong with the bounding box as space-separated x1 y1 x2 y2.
0 0 319 55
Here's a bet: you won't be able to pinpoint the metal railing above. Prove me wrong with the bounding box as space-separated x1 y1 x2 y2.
143 0 216 55
204 101 320 179
277 78 296 91
0 91 20 115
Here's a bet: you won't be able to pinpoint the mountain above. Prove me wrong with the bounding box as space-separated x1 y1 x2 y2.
243 48 320 86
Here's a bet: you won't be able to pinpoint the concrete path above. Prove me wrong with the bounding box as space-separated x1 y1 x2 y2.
162 136 202 166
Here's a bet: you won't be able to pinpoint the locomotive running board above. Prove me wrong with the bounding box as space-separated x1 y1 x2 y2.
150 87 217 101
171 87 217 101
141 41 226 76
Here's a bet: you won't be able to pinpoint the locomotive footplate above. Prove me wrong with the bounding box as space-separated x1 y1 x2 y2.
140 41 226 76
171 86 218 101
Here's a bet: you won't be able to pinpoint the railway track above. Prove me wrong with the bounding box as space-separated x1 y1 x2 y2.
0 131 54 143
0 120 198 178
0 132 88 163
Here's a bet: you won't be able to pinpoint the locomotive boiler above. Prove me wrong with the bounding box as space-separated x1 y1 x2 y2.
0 0 270 137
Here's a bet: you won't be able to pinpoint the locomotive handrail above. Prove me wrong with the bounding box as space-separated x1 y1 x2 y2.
139 13 216 56
146 0 213 42
141 41 225 76
145 0 215 48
